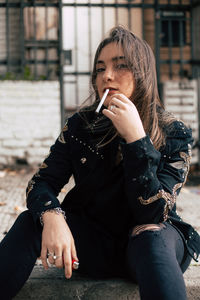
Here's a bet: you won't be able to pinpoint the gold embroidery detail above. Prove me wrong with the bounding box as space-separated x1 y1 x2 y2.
26 179 35 197
34 171 40 178
58 121 68 144
39 162 48 169
180 151 191 185
188 143 192 157
139 147 191 221
138 182 182 221
169 161 185 169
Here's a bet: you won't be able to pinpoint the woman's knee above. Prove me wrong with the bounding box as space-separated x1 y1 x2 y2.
126 223 169 266
12 210 40 240
16 210 31 221
131 223 166 237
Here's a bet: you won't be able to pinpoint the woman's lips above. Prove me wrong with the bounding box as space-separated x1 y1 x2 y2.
107 89 118 95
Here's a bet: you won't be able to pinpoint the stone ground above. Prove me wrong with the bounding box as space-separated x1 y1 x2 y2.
0 166 200 299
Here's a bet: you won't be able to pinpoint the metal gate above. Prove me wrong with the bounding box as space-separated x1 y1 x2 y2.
60 0 199 125
0 1 199 129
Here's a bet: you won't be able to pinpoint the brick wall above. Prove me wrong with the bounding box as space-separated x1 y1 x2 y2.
0 81 61 166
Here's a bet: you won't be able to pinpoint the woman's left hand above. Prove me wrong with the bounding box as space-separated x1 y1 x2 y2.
102 93 146 143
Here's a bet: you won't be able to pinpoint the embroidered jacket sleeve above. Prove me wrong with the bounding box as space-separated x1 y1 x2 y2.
26 118 73 223
121 121 193 224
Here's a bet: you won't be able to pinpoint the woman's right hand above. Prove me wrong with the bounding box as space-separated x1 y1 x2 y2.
40 212 78 279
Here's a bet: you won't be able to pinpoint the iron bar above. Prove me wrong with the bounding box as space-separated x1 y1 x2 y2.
168 20 173 79
33 0 37 79
154 0 161 98
0 2 188 9
58 0 64 128
0 3 58 8
179 19 184 78
6 0 10 73
45 2 49 79
60 3 190 10
101 0 105 39
190 4 195 78
20 0 25 76
115 0 118 26
88 0 92 72
127 1 131 31
74 0 79 107
142 0 145 39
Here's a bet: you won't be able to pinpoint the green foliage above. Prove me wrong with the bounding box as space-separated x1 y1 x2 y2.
0 66 48 81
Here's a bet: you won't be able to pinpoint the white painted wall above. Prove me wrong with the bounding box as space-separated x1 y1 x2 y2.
163 80 199 164
0 81 60 166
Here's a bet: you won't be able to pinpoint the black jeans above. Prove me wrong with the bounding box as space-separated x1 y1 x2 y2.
0 210 191 300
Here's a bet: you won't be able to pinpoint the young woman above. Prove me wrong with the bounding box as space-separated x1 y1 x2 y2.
0 26 200 300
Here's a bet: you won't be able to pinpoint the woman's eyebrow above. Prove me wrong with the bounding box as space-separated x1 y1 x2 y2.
112 56 125 62
96 60 104 65
96 56 125 65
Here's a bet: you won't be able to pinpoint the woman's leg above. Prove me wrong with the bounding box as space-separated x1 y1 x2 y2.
0 210 42 300
126 222 191 300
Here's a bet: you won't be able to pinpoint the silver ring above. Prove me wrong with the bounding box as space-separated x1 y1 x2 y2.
47 253 61 260
110 105 115 111
53 255 62 260
73 261 79 270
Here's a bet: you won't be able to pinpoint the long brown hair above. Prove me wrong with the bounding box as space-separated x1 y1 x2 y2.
80 25 175 149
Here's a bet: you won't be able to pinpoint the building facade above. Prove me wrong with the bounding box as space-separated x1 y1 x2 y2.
0 0 199 165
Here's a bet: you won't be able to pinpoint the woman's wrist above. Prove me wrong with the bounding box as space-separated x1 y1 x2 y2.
40 207 66 226
125 131 146 144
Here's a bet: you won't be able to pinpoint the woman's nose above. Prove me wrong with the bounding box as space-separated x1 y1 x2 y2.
103 67 114 81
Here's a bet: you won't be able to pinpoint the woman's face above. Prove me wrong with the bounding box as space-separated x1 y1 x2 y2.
95 42 135 107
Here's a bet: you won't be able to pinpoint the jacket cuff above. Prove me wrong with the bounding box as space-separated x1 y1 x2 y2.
27 192 61 224
121 135 160 160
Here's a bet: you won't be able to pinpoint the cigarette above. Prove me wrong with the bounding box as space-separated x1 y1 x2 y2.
95 89 109 113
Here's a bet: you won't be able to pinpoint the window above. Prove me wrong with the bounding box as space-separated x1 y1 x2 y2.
160 11 186 47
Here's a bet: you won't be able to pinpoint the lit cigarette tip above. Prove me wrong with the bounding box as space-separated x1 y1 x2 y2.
95 89 109 113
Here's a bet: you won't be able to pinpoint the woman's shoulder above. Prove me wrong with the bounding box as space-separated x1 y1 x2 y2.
164 119 192 139
65 112 85 131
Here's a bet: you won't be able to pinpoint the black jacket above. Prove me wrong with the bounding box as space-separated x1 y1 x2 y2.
26 112 200 261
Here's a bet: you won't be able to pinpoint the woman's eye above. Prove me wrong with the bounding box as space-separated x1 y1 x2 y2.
96 68 105 73
116 64 128 69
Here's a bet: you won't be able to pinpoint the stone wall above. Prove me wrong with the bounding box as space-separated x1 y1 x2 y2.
0 81 61 166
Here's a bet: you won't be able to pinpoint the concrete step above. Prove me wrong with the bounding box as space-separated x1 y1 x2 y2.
14 266 139 300
13 265 200 300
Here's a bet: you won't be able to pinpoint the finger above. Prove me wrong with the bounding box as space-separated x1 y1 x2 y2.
54 253 63 269
71 240 78 262
63 249 72 279
110 97 126 110
111 93 131 104
48 253 56 265
108 104 118 114
71 243 79 270
102 108 115 121
40 246 49 270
